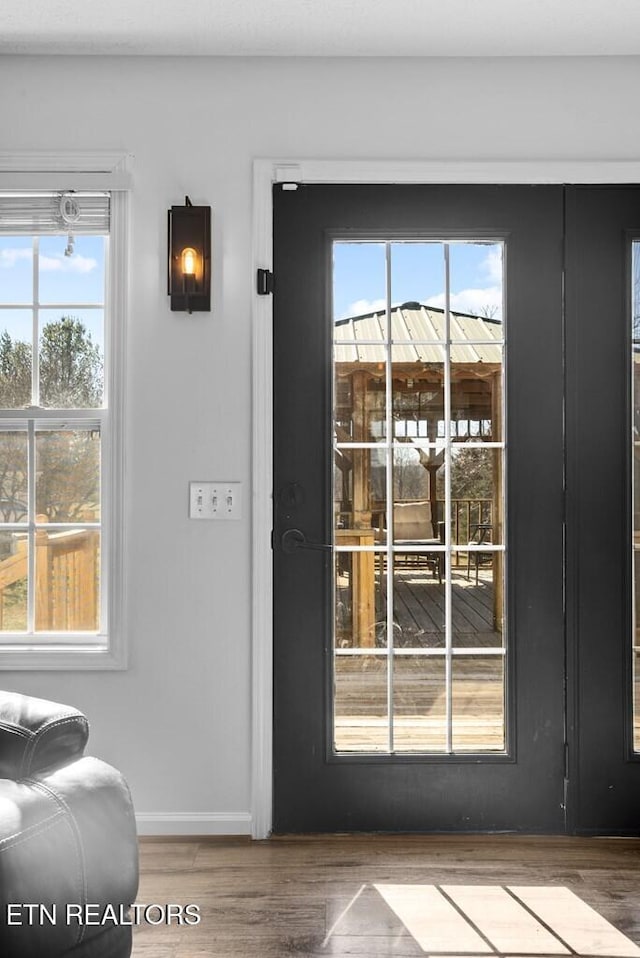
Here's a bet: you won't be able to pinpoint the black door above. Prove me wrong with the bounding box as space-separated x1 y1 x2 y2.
565 186 640 833
273 183 640 833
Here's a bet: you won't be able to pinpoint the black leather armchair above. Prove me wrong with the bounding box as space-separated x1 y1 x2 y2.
0 691 139 958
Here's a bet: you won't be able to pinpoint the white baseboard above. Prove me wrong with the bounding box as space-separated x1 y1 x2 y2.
135 812 252 836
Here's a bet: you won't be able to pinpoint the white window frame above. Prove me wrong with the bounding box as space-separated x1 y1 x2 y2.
0 151 131 669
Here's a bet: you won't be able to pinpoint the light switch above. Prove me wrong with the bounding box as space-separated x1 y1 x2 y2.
189 482 242 520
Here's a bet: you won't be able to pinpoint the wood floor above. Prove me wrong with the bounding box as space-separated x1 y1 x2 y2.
132 835 640 958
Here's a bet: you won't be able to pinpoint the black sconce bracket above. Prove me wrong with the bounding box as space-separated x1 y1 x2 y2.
168 196 211 312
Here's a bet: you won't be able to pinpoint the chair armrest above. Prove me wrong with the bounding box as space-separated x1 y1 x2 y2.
0 756 139 958
0 690 88 779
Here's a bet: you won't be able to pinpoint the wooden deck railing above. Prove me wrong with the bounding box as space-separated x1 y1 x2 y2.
336 498 493 562
447 499 493 561
0 519 98 632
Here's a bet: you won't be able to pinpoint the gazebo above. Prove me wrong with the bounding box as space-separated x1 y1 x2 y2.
333 302 504 648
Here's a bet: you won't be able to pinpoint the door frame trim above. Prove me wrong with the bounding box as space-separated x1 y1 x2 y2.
251 158 640 839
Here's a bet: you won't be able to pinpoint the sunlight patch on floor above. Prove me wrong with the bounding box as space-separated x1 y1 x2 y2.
373 884 640 957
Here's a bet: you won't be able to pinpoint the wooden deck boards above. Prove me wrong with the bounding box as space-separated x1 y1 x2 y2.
334 568 505 752
333 653 505 752
375 567 501 648
335 566 640 753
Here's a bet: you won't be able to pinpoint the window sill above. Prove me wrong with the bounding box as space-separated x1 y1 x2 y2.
0 636 126 670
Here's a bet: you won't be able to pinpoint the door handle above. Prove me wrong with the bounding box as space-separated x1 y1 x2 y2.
281 528 332 554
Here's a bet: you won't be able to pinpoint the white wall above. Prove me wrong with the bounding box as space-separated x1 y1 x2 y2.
0 54 638 834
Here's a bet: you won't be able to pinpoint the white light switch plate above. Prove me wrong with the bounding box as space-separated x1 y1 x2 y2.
189 482 242 520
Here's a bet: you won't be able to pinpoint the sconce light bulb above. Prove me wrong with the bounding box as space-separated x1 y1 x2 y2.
182 247 197 276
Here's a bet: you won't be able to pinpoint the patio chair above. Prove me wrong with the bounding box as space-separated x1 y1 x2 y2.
392 501 443 583
466 522 493 584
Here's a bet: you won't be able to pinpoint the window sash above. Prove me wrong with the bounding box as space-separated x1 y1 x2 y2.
0 232 107 410
0 181 125 666
0 418 103 635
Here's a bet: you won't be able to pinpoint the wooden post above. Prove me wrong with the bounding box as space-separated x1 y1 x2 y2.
344 371 376 648
351 371 372 529
35 516 53 631
426 414 440 534
76 531 98 630
336 529 376 648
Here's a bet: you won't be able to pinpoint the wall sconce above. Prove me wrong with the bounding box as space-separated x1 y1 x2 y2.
167 196 211 313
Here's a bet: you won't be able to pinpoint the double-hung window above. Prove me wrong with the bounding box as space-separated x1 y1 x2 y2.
0 188 126 667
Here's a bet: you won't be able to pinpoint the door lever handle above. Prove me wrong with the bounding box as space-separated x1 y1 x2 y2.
281 528 332 554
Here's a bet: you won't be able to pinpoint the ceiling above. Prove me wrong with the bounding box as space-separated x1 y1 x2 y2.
3 0 640 57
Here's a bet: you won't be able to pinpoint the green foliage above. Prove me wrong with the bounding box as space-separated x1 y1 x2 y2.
0 316 103 410
40 316 102 408
449 447 494 501
0 330 30 408
36 429 100 521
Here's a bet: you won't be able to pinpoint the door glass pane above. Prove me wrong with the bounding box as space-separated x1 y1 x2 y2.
390 242 446 343
334 653 389 752
452 656 505 751
449 242 504 332
392 349 445 443
451 354 503 442
333 239 506 755
392 452 438 533
333 242 386 325
334 448 386 540
392 554 446 649
393 655 447 752
334 357 387 443
452 559 504 649
334 549 380 650
449 447 502 544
